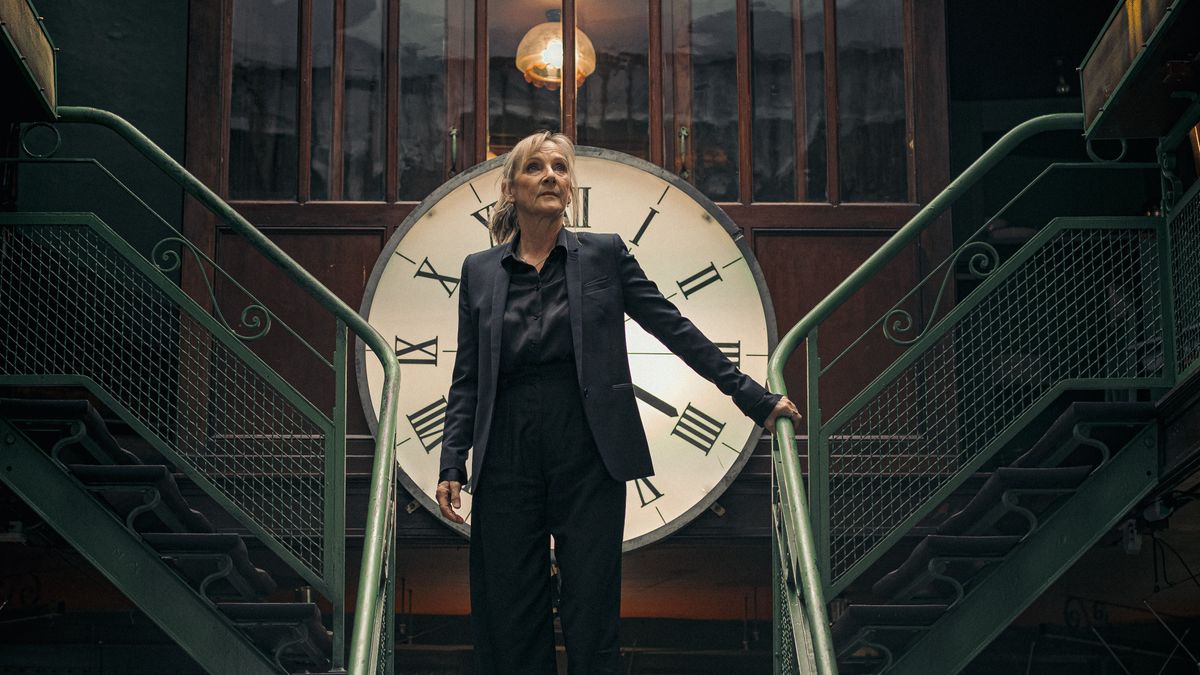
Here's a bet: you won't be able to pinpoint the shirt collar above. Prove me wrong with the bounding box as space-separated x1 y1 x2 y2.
501 227 570 266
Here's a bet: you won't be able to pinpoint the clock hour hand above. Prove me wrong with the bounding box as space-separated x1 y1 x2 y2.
632 384 678 418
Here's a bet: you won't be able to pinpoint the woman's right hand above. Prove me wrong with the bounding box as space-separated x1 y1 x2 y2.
437 480 465 524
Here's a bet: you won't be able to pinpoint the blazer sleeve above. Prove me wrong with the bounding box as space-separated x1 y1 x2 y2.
615 234 781 426
439 256 476 484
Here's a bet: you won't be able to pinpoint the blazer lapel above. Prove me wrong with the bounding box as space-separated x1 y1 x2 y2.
489 255 509 386
564 229 584 383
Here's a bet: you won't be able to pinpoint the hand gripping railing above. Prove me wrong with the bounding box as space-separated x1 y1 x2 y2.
766 113 1085 669
51 106 401 674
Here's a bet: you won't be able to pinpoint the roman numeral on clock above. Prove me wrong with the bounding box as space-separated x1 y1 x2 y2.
677 262 722 299
470 201 496 228
395 335 438 365
631 207 659 246
470 201 498 245
671 403 726 455
564 186 591 228
635 477 664 508
716 341 741 369
407 396 447 453
415 257 461 297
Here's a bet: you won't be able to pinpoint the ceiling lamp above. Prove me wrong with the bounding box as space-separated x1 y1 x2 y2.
515 9 596 90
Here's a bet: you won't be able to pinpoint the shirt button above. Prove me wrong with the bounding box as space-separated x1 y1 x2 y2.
583 387 590 398
532 315 540 321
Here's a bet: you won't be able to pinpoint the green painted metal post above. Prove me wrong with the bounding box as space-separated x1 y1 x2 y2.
1157 220 1180 378
1157 97 1200 213
330 319 350 668
767 395 837 669
385 513 397 675
805 331 829 591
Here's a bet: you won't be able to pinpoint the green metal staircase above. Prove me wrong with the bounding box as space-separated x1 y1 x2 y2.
0 398 325 674
0 109 402 674
769 106 1200 673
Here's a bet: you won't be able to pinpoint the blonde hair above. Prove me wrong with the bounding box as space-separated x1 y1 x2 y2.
489 131 579 245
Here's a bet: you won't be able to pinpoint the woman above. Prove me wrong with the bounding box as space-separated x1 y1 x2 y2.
436 131 801 674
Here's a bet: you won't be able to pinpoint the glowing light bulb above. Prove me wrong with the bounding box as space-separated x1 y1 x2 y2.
515 16 596 90
541 39 563 70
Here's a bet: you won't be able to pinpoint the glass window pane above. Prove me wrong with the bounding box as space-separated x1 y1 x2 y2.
751 0 795 201
577 0 649 159
489 4 562 157
446 2 477 180
750 0 827 202
343 0 386 200
230 0 299 200
312 0 334 200
398 2 448 200
801 0 827 201
397 1 474 200
837 0 906 202
663 0 738 202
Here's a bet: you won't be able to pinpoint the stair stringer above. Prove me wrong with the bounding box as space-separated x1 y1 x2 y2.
888 424 1160 675
0 417 283 675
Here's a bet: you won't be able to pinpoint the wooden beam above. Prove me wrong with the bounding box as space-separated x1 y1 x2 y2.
298 0 313 203
474 0 489 160
562 0 577 139
649 0 664 166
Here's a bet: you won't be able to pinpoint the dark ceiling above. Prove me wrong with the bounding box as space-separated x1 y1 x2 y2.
948 0 1119 101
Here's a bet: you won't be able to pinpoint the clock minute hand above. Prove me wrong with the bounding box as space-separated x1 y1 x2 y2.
632 384 678 418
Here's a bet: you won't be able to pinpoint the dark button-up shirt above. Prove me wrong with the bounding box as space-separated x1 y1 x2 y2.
439 228 575 485
498 229 574 376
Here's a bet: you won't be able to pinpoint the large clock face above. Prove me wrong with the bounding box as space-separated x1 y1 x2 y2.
357 147 777 550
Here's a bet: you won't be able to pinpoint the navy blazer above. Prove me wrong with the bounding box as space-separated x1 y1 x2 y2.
440 228 779 490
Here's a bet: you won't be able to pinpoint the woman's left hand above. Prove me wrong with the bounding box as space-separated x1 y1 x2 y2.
764 396 802 433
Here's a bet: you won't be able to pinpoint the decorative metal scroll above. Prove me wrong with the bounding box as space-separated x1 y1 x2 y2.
152 236 272 341
882 241 999 346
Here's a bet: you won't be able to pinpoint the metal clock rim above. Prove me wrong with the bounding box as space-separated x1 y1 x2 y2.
355 146 780 551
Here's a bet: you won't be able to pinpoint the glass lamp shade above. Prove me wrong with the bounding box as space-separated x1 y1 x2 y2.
515 21 596 90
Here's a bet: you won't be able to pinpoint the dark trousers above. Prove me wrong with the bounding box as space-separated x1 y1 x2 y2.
470 363 626 674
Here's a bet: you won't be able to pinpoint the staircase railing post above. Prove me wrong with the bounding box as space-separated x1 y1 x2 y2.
805 331 829 591
385 515 397 675
329 318 350 668
1157 218 1180 381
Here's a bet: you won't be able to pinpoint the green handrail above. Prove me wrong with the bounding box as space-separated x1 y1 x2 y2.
53 106 401 674
765 112 1085 671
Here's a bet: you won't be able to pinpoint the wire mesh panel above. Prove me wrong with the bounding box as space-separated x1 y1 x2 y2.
1171 184 1200 375
824 224 1163 587
0 222 330 579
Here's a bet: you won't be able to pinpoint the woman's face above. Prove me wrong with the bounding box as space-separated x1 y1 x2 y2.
508 141 572 221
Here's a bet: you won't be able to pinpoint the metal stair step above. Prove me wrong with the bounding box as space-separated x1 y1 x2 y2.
0 397 141 464
142 533 277 600
831 604 948 655
1013 402 1155 468
218 602 332 670
0 416 285 675
936 465 1093 536
871 535 1022 601
67 464 214 534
